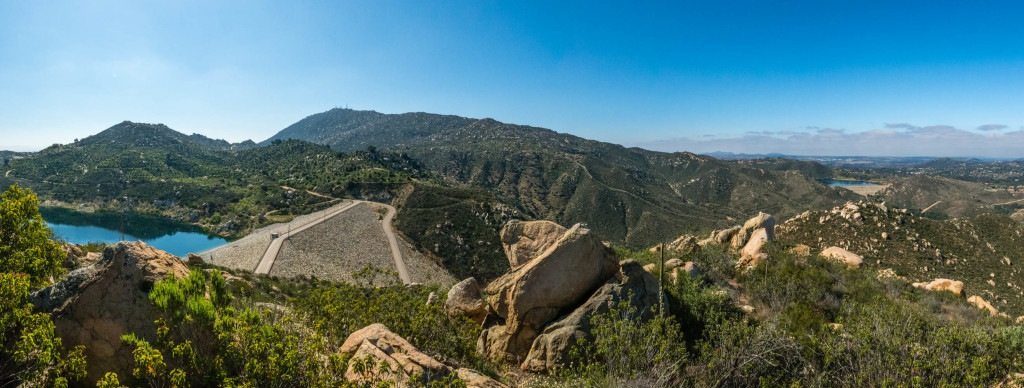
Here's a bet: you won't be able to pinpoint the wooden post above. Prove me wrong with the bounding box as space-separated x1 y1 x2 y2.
659 242 665 318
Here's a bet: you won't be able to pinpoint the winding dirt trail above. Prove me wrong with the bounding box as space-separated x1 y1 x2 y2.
379 203 411 284
992 198 1024 207
921 200 943 213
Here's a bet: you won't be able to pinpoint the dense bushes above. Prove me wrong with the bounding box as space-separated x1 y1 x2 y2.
560 245 1024 387
293 267 492 374
0 185 86 387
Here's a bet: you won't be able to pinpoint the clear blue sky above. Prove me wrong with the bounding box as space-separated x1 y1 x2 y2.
2 1 1024 156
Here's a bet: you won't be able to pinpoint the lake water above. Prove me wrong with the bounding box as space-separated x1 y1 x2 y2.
819 179 878 187
41 207 228 257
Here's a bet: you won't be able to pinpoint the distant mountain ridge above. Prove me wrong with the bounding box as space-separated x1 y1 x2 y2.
79 121 255 151
265 108 858 247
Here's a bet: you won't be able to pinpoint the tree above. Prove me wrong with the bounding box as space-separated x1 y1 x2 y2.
0 185 86 386
0 185 65 286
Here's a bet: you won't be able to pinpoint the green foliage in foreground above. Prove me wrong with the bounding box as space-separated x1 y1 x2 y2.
0 185 65 286
293 267 492 374
110 267 491 387
0 185 86 387
541 246 1024 387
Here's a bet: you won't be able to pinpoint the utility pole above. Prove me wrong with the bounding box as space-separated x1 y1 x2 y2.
659 241 665 319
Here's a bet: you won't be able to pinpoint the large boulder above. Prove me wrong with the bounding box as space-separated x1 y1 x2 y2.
968 295 999 316
500 220 567 269
730 212 775 248
521 260 665 372
480 223 619 363
340 324 505 387
821 247 863 269
911 278 965 296
31 242 189 384
446 277 488 324
736 228 771 270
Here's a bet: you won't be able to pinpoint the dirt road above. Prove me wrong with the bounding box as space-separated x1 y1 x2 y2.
379 203 411 284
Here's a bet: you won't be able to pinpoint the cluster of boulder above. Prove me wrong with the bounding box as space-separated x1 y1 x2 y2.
446 220 666 373
660 212 777 271
339 324 505 387
907 277 1023 321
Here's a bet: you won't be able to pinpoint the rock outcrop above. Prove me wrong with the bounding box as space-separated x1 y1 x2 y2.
732 212 775 248
911 278 964 296
821 246 863 269
665 234 700 254
968 295 999 316
446 277 488 325
340 324 505 387
63 242 83 269
32 241 190 384
691 213 776 268
500 220 567 269
479 223 619 363
521 260 664 373
737 227 771 269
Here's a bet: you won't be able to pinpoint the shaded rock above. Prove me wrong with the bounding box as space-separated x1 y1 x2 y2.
521 260 664 373
912 278 964 296
63 243 83 269
446 277 487 325
821 247 863 269
682 261 701 278
665 234 700 254
187 253 205 265
664 258 684 270
643 263 657 274
500 220 567 269
69 252 102 269
968 295 998 316
708 226 741 245
34 242 190 384
341 323 449 382
457 368 509 388
340 324 504 387
480 224 619 363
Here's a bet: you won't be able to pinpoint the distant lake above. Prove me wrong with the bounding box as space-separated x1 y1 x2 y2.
819 179 879 187
40 207 228 257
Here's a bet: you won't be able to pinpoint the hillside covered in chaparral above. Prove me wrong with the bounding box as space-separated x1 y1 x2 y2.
3 108 1024 387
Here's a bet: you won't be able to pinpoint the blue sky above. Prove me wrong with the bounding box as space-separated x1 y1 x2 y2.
2 1 1024 157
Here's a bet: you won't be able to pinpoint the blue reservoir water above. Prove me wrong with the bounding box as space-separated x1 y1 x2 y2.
819 179 878 187
41 207 228 257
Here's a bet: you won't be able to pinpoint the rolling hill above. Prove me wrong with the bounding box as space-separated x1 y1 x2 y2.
0 122 428 238
264 108 859 247
876 175 1024 219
